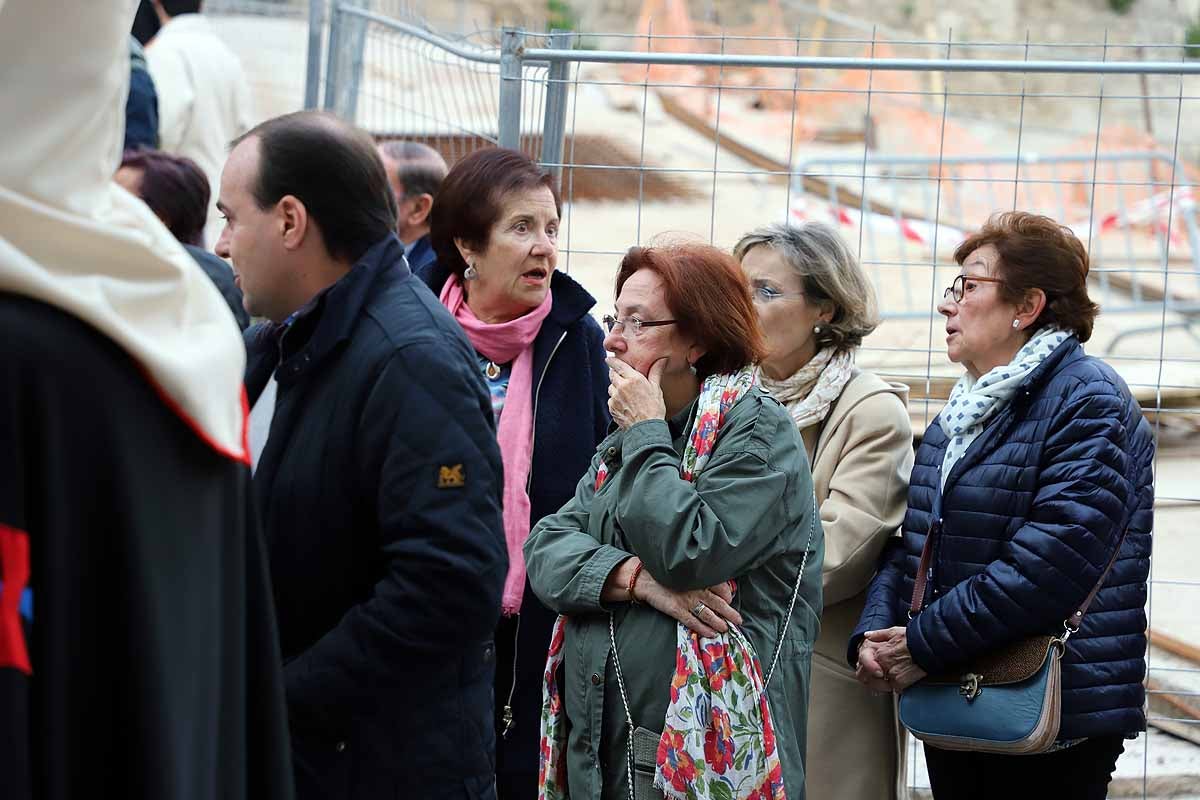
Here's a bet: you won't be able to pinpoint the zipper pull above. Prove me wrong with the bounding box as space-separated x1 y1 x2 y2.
501 705 514 739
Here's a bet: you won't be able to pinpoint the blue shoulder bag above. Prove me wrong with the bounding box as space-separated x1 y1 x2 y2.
897 489 1130 755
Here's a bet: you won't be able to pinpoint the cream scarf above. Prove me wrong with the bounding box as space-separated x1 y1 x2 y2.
757 347 856 432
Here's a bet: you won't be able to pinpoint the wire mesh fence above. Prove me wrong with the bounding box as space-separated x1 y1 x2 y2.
219 4 1200 796
203 0 317 120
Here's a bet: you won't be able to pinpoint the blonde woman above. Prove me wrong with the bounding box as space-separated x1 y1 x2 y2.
736 222 914 800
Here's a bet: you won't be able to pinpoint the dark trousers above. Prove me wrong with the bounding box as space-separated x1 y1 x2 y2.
924 736 1125 800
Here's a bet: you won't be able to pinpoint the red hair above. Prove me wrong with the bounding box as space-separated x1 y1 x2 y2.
616 244 767 379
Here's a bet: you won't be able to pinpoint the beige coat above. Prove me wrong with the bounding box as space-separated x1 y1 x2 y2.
796 370 914 800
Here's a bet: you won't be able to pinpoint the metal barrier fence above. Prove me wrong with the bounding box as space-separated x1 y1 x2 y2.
317 4 572 169
791 152 1200 344
235 6 1200 796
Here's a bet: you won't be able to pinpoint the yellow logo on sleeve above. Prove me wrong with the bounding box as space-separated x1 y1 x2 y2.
438 464 465 488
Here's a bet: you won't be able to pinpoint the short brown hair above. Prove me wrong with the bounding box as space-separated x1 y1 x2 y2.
120 149 210 247
429 147 560 278
954 211 1100 342
616 244 767 379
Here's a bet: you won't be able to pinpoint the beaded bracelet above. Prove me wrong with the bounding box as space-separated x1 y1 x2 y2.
626 560 644 604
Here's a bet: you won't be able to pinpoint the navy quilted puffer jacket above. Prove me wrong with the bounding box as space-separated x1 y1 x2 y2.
850 337 1153 739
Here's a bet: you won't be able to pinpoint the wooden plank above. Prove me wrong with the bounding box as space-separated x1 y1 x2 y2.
1152 629 1200 666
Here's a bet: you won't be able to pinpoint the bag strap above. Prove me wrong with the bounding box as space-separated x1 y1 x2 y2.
764 496 818 685
909 508 1132 635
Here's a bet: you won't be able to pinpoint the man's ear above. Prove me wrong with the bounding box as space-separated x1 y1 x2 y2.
409 193 435 227
277 195 309 252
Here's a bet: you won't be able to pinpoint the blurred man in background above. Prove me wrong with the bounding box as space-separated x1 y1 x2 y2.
146 0 252 246
377 140 447 272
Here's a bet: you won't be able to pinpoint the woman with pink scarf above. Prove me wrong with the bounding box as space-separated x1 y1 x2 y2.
416 147 611 799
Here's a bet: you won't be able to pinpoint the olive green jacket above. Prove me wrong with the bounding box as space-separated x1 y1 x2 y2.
525 388 824 800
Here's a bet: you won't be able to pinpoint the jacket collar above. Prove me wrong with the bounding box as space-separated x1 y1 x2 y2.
1012 333 1080 400
270 234 408 383
158 13 211 37
415 260 596 328
813 369 908 464
937 334 1081 492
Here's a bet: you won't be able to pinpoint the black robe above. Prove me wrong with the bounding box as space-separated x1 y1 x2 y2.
0 292 293 800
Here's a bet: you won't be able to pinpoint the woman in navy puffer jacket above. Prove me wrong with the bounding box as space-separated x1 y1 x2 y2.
850 212 1153 798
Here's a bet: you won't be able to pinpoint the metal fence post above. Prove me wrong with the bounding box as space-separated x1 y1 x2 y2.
540 29 573 181
322 2 343 111
498 27 525 150
304 0 326 109
323 0 368 121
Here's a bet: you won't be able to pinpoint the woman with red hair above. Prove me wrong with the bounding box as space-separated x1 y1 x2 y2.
525 243 824 800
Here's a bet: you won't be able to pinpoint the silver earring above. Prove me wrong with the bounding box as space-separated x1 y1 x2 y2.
1012 319 1020 329
813 324 822 335
464 263 478 281
688 362 698 376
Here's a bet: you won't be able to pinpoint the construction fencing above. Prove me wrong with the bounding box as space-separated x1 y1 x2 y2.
215 2 1200 795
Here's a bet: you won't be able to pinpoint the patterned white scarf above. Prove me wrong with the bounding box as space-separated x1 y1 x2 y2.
940 327 1071 489
757 347 856 432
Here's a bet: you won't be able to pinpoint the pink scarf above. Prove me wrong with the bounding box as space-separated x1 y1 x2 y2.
440 273 552 615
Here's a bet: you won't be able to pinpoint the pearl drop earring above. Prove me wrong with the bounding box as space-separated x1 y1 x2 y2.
1012 319 1020 329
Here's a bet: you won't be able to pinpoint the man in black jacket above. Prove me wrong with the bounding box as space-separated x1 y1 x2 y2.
215 111 506 799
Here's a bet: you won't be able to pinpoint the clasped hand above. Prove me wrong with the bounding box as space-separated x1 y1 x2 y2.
634 570 742 638
855 626 927 693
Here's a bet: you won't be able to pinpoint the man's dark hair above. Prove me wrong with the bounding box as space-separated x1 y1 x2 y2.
233 111 397 265
378 140 448 200
132 0 161 44
158 0 202 17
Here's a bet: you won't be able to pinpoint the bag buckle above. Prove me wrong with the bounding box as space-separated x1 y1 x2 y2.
1058 616 1080 647
958 673 983 702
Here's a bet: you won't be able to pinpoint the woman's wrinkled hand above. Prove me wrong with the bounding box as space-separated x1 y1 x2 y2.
864 626 927 692
854 639 893 694
607 357 667 429
634 570 742 638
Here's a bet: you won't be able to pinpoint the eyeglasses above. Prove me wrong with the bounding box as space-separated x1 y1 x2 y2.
602 314 678 337
943 274 1004 303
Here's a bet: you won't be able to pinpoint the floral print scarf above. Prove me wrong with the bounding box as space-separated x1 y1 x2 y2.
538 365 787 800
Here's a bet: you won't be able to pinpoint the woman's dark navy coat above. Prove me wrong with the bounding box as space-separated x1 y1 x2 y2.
851 337 1154 740
416 259 611 785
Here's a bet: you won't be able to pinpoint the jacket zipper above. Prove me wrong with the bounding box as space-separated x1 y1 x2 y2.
503 329 568 740
931 402 1023 596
